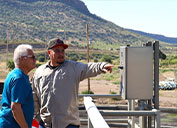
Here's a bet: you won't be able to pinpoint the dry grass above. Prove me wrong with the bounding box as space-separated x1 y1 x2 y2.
0 62 9 81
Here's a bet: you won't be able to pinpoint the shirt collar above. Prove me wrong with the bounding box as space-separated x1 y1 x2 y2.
45 60 68 69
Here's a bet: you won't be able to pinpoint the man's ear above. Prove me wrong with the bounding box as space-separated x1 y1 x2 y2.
48 50 50 55
20 56 24 61
19 56 24 65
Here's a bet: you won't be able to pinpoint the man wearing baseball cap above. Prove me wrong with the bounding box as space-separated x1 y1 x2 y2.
32 38 112 128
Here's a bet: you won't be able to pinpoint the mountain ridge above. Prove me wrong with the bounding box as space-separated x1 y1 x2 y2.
16 0 91 15
0 0 175 48
127 29 177 44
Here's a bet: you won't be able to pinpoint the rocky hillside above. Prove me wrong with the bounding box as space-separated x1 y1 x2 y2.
16 0 91 15
0 0 160 47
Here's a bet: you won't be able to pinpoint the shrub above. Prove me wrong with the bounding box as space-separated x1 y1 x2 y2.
93 58 98 62
7 60 15 71
68 52 79 61
38 55 45 62
36 62 42 68
170 59 177 65
101 55 112 63
112 81 120 85
81 90 94 94
109 91 121 100
70 56 78 61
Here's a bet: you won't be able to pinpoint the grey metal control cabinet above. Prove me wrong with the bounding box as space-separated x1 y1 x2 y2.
120 46 153 100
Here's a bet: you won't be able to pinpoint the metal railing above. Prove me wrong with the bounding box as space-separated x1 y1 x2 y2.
84 97 109 128
82 96 160 128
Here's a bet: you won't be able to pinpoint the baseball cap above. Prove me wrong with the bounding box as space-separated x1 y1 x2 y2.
47 38 68 49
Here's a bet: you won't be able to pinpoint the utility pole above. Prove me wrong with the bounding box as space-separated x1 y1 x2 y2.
11 29 15 53
64 27 66 42
6 30 9 68
86 24 90 94
45 40 47 62
44 35 48 62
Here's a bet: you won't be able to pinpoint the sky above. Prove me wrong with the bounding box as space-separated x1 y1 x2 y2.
81 0 177 38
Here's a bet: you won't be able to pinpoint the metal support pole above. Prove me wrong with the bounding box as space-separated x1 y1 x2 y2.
128 100 132 128
132 100 135 128
138 100 148 128
139 116 145 128
147 100 152 128
152 109 160 128
154 41 159 109
154 41 160 128
128 100 135 128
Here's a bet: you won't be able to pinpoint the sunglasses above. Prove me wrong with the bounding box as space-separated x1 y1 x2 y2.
23 55 36 60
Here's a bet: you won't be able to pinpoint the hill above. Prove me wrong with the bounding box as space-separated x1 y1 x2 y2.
128 29 177 45
0 0 173 49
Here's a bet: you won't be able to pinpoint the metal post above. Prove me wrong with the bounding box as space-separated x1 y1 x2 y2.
139 116 145 128
86 24 90 93
128 100 135 128
139 100 148 128
154 41 160 128
152 109 160 128
128 100 131 128
147 100 152 128
154 41 159 109
132 100 135 128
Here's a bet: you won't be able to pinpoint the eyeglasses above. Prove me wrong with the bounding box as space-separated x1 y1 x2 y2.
23 55 36 60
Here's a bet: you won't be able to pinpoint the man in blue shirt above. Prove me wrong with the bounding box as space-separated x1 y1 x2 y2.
0 44 36 128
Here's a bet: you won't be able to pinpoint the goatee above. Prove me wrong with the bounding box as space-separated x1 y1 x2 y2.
57 61 64 65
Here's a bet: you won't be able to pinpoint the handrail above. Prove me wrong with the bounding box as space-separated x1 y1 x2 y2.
84 97 110 128
98 110 158 116
79 94 121 98
83 96 160 128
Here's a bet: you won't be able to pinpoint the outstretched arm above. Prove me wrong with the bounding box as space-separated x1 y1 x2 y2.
78 62 113 81
102 63 113 73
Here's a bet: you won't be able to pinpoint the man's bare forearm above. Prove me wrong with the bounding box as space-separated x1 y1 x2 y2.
11 102 28 128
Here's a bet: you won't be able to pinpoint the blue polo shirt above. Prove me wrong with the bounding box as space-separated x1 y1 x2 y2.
0 68 34 128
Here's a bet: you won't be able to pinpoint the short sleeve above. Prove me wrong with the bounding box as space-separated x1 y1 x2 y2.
11 78 30 104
